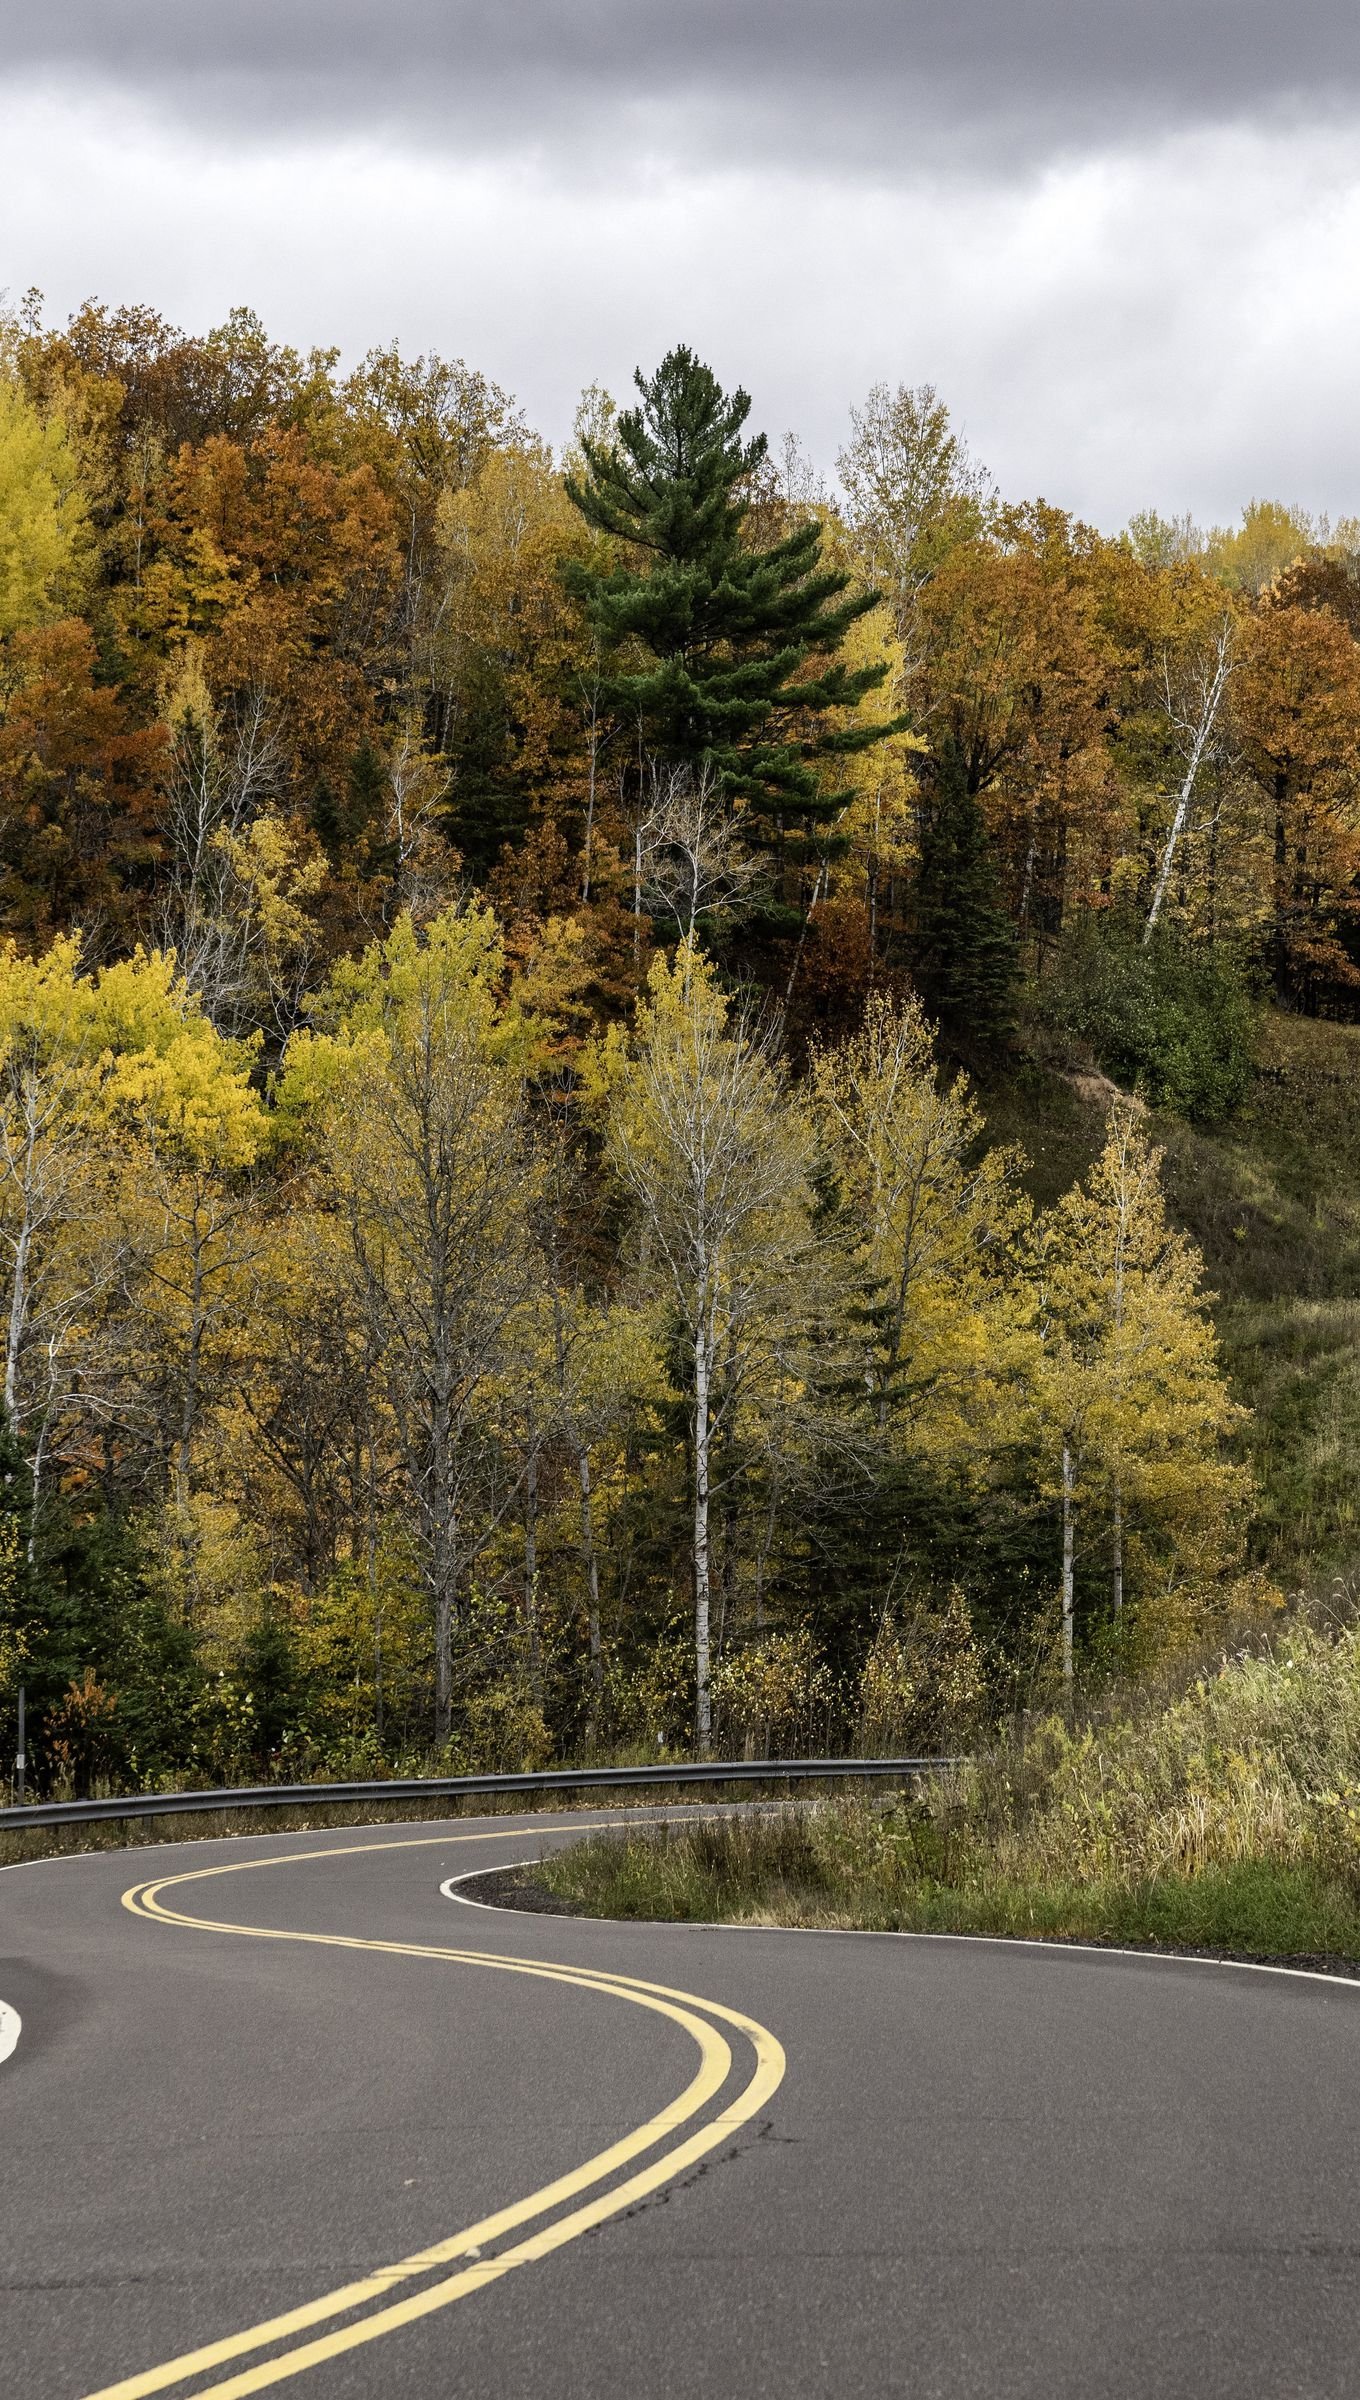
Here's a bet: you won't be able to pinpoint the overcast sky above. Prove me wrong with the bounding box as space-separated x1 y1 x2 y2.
4 2 1360 528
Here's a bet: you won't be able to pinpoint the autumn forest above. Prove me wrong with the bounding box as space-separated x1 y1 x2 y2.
3 294 1358 1797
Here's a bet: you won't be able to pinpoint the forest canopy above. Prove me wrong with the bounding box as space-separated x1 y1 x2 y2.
4 295 1354 1795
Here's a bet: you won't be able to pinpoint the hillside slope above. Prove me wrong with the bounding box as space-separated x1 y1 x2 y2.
986 1011 1360 1590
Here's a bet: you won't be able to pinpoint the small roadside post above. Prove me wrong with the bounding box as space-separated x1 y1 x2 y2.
14 1682 24 1805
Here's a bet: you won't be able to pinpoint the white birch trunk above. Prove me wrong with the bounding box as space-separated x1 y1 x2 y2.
578 1444 603 1721
4 1083 38 1423
5 1205 31 1424
693 1324 713 1748
524 1446 542 1706
1061 1439 1076 1695
1144 624 1234 942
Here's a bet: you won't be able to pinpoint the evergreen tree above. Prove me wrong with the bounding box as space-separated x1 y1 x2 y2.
564 347 899 856
309 774 343 855
312 741 388 858
345 738 388 843
908 740 1018 1052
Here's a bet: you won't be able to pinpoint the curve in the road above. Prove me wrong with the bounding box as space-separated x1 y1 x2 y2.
443 1856 1360 1989
83 1831 785 2400
9 1809 1360 2400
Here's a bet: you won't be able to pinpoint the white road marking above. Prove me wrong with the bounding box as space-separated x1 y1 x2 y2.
441 1863 539 1909
441 1861 1360 1989
0 1999 21 2064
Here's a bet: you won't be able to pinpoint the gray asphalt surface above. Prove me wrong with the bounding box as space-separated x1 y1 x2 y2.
2 1808 1359 2400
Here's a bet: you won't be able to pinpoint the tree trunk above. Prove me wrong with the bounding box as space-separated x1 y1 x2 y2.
717 1497 738 1662
429 1381 457 1750
176 1220 207 1511
434 1575 454 1750
4 1087 38 1422
754 1485 779 1632
1272 779 1290 990
693 1325 713 1750
5 1206 30 1425
1144 627 1232 943
581 683 601 904
366 1405 384 1748
1061 1440 1076 1698
1018 811 1039 931
27 1409 47 1572
578 1443 603 1733
524 1446 542 1707
1111 1478 1123 1617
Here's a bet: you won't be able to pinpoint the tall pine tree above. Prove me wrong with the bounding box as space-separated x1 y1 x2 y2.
564 348 899 860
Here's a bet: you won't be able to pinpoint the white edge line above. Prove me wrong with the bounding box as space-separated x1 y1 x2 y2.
440 1858 1360 1992
436 1810 750 1911
442 1867 532 1909
0 1999 21 2063
7 1811 1356 1998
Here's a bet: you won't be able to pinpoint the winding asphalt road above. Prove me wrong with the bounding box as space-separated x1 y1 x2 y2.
3 1808 1359 2399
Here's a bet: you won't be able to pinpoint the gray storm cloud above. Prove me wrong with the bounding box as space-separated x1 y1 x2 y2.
9 1 1360 168
6 2 1360 527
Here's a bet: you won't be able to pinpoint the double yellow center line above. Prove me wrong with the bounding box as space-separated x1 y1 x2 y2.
84 1829 786 2400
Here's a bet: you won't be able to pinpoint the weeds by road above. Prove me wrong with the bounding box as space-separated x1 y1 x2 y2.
541 1622 1360 1962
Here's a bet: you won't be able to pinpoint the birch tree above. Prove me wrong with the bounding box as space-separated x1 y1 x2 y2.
812 991 1030 1462
1036 1102 1248 1688
1144 617 1236 939
156 657 279 1022
638 762 762 947
532 1116 662 1726
156 653 326 1044
0 939 264 1541
603 944 814 1745
0 938 105 1438
280 904 537 1745
837 381 993 643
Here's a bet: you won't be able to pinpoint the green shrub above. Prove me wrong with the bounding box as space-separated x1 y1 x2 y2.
1037 918 1256 1120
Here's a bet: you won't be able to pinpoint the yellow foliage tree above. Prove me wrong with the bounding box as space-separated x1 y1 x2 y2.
279 904 538 1744
0 936 266 1547
812 989 1032 1468
1036 1101 1251 1685
603 943 817 1744
0 379 89 635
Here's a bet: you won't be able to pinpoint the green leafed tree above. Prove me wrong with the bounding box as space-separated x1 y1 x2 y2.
564 346 900 870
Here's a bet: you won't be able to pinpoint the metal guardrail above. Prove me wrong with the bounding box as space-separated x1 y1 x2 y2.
0 1755 957 1833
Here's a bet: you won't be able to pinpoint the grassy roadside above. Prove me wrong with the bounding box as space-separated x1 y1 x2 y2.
539 1621 1360 1964
537 1810 1360 1962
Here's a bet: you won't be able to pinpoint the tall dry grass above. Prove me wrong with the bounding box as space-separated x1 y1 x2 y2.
953 1619 1360 1887
543 1622 1360 1954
